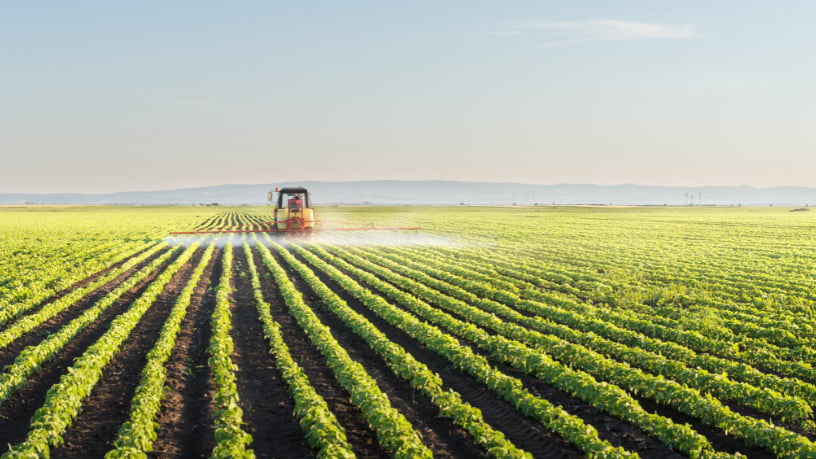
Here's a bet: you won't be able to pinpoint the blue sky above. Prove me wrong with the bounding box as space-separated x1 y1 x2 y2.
2 1 815 193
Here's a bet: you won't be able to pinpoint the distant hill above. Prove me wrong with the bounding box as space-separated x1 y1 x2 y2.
3 181 816 206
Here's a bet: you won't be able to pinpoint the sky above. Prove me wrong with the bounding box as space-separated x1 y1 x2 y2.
2 1 815 193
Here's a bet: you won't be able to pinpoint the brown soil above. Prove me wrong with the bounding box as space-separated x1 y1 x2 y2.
0 234 799 458
253 248 389 458
52 247 205 457
230 247 314 458
305 245 791 458
635 395 774 458
363 263 777 458
0 246 168 369
271 247 484 458
286 246 585 458
0 247 180 449
151 247 221 457
414 298 696 458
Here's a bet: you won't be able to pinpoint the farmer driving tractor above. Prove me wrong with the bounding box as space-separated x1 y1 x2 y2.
288 194 303 211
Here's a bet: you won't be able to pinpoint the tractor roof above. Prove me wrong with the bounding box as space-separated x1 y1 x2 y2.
278 187 309 194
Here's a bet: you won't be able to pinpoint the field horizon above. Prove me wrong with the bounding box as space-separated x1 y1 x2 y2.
4 180 816 207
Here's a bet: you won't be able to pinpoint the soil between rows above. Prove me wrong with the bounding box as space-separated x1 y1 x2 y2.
270 246 484 459
386 250 800 455
2 232 801 458
52 246 206 457
193 215 220 230
342 247 779 458
0 245 168 369
406 290 761 458
231 247 314 458
253 246 389 458
287 245 585 459
0 246 180 450
151 247 221 457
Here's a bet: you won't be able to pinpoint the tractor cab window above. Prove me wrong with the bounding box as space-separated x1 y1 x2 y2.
286 194 304 211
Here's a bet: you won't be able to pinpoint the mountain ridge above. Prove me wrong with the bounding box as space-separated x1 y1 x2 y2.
2 181 815 206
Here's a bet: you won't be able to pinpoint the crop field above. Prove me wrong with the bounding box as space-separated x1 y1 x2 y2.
0 205 815 458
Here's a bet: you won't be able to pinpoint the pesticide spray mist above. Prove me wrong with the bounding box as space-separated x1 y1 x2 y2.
164 230 463 249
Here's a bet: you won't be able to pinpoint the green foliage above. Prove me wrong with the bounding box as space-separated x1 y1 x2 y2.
208 244 254 458
242 241 354 458
4 243 198 456
3 205 816 458
256 238 433 458
269 240 533 458
107 243 215 458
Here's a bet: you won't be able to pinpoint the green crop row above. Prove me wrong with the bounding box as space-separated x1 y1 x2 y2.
289 243 638 459
209 244 254 458
438 243 816 384
308 244 722 458
0 245 180 408
353 246 812 422
3 243 197 457
0 242 166 351
106 242 214 458
242 242 355 458
269 241 533 458
398 245 816 407
326 245 816 458
255 239 433 458
0 240 153 326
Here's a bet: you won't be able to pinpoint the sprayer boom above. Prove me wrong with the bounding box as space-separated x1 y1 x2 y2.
169 186 421 236
169 225 421 235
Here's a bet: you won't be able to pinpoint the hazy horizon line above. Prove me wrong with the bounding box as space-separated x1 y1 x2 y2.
3 180 816 196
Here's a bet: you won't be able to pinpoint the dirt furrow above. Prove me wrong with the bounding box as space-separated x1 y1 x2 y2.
273 247 483 459
381 288 687 458
0 245 167 367
0 247 179 449
253 247 388 459
230 248 314 458
151 248 220 458
289 247 584 459
52 247 205 457
387 281 775 458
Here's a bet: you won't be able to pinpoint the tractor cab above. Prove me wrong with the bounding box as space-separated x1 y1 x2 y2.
268 187 315 231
